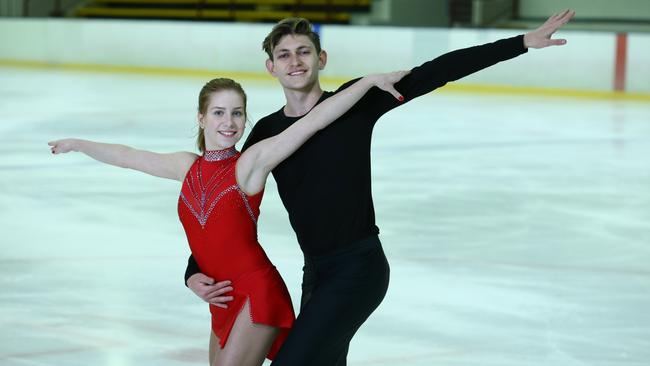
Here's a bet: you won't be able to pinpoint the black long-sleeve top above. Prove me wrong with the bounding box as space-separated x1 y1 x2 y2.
185 35 528 281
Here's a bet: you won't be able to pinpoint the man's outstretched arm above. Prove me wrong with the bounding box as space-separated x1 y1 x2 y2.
407 10 574 99
354 9 575 117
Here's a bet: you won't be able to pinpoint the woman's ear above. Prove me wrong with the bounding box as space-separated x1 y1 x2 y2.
197 113 204 129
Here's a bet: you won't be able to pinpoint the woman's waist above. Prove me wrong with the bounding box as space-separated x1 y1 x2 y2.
192 247 273 280
206 263 279 285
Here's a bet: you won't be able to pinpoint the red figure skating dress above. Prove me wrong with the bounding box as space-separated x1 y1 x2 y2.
177 147 294 360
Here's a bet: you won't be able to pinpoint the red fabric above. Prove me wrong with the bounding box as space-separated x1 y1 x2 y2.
178 150 294 360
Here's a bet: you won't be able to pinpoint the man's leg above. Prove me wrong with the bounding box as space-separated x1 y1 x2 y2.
271 238 389 365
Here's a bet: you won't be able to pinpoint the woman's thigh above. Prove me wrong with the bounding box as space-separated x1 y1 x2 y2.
213 298 279 366
209 331 222 365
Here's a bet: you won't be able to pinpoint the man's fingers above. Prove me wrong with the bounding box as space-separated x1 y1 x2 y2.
556 9 569 20
191 278 233 301
541 10 573 46
190 273 216 285
208 295 234 302
561 10 575 24
204 285 234 297
538 39 565 48
215 296 234 302
549 11 560 21
214 280 231 288
554 9 574 27
199 275 216 285
208 296 234 305
545 9 573 31
550 38 567 46
551 9 569 22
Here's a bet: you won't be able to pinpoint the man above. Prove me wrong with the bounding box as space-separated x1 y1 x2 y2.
185 10 575 365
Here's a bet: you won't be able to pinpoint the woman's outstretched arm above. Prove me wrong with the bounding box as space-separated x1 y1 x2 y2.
236 70 409 195
49 138 197 181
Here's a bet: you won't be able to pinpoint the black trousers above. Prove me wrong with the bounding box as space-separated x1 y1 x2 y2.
271 235 390 366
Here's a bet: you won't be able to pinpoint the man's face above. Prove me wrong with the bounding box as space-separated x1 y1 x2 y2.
266 34 326 91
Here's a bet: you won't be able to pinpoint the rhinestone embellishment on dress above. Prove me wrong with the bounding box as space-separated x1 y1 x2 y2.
180 154 257 228
204 147 238 162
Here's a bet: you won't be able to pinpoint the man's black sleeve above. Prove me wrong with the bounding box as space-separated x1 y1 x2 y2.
184 255 201 286
342 35 528 120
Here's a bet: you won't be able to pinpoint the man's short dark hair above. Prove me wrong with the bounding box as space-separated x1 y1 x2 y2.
262 18 322 60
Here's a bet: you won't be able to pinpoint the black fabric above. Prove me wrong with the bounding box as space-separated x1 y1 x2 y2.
271 235 390 366
185 32 527 274
183 33 527 365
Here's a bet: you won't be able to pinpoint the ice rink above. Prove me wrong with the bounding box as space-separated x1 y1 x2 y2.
1 66 649 366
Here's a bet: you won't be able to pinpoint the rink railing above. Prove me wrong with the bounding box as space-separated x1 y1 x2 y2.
0 18 649 100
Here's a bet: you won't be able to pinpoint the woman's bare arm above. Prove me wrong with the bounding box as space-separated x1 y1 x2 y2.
49 138 197 181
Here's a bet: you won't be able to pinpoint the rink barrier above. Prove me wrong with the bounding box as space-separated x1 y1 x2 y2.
2 58 649 103
614 33 627 92
1 19 649 99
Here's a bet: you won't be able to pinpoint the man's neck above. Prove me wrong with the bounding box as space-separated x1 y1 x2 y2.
282 82 324 117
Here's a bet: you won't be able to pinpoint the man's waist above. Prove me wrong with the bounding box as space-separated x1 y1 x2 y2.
296 225 380 257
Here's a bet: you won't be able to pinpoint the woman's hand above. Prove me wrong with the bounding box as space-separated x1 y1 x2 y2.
48 139 79 154
364 70 411 101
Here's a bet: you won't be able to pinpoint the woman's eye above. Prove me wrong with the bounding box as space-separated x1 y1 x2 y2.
213 110 223 116
233 111 243 117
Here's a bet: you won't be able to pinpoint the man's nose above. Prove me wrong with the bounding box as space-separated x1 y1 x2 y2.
289 53 301 65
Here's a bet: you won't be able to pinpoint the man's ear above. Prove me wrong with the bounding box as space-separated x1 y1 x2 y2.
318 50 328 70
265 58 275 76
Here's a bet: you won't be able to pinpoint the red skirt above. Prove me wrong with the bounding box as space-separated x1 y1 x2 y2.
209 265 295 360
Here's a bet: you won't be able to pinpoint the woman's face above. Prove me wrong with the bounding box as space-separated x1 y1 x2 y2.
199 90 246 150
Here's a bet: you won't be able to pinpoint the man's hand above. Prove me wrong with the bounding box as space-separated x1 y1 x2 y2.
524 9 575 49
186 273 234 308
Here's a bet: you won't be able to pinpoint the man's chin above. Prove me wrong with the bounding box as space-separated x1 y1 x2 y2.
282 79 316 92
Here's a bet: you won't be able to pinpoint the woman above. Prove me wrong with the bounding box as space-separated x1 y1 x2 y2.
48 71 408 366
